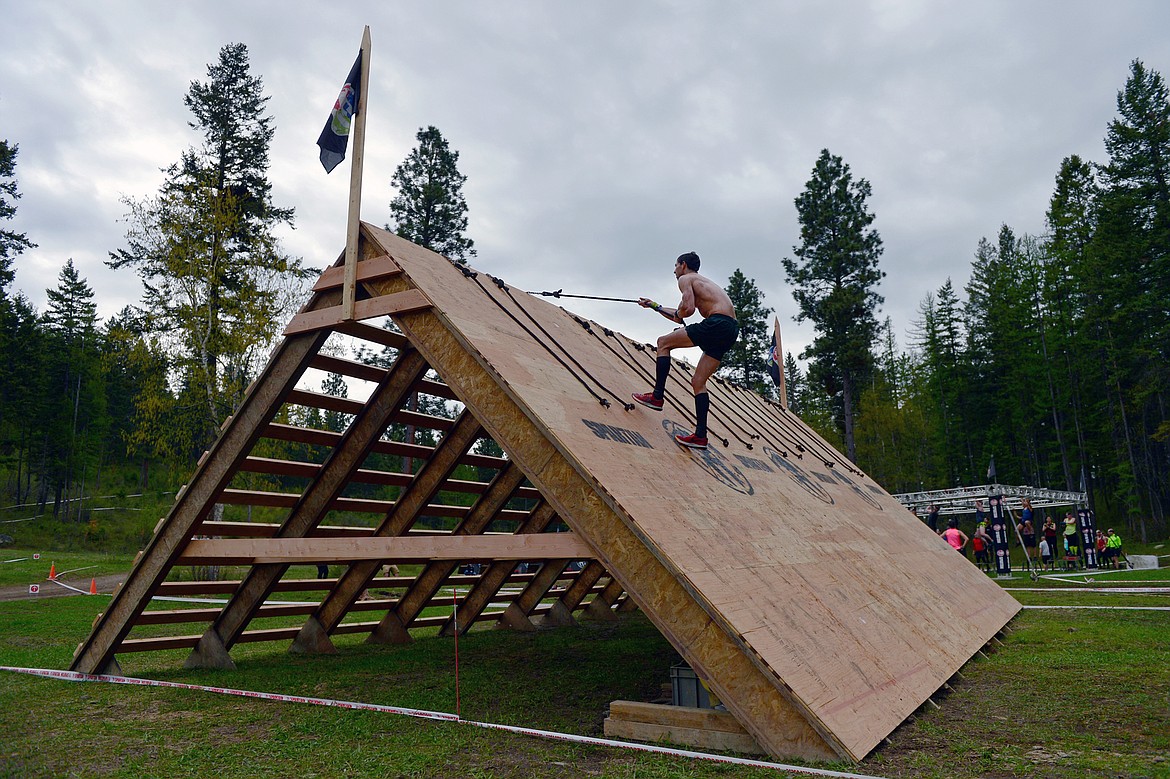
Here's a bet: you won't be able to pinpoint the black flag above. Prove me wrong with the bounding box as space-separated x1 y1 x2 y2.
317 52 362 173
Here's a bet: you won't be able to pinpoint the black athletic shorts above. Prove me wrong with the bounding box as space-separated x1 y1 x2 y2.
686 314 739 361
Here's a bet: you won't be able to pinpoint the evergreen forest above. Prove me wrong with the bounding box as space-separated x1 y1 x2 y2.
1 53 1167 549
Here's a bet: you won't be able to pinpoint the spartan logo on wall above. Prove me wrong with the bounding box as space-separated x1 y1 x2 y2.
662 419 753 496
762 446 834 504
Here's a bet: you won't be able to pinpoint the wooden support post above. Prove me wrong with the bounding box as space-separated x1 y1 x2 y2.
438 503 559 637
341 26 371 321
185 348 430 667
70 316 336 675
289 409 483 651
540 559 604 627
584 577 625 621
367 462 526 644
499 559 572 631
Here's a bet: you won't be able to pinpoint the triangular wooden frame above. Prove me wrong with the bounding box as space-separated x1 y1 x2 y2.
71 224 1019 762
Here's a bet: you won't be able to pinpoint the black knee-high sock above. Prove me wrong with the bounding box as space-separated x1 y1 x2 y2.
694 392 710 437
653 356 671 399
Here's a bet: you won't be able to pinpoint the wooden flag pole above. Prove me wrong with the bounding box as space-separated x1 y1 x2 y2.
773 317 788 409
342 26 372 321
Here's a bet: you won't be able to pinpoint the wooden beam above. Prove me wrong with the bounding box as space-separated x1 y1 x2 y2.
439 502 559 637
69 317 336 675
330 319 409 350
236 456 541 501
312 253 401 292
542 559 605 627
261 422 506 469
177 533 592 565
368 461 527 643
603 700 764 756
584 576 625 621
499 558 572 631
290 409 485 652
183 348 431 668
284 289 431 335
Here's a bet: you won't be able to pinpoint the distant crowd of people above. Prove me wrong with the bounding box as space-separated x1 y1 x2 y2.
921 499 1125 572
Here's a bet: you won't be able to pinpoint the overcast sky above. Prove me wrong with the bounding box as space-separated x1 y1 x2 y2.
2 1 1168 362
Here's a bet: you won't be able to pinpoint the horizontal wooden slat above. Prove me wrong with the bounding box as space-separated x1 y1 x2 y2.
284 289 431 335
309 353 390 383
177 533 594 565
312 253 401 292
260 422 508 469
136 602 320 625
331 319 409 349
153 570 555 595
212 490 531 522
236 456 541 500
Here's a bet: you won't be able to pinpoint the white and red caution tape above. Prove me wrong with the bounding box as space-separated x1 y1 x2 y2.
0 665 889 779
1018 604 1170 611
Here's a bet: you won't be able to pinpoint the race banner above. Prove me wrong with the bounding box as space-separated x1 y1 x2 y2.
988 495 1011 575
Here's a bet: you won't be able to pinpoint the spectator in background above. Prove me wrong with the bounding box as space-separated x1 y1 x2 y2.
972 524 993 572
926 504 940 533
1063 512 1080 555
1105 528 1124 568
942 518 968 555
1043 516 1059 560
1039 535 1054 571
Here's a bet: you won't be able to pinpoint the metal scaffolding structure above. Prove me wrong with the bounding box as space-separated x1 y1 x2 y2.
893 484 1086 516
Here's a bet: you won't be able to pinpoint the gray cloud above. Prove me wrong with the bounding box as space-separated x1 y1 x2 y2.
2 0 1167 361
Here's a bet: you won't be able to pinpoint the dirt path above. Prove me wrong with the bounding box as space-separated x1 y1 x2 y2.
0 573 125 602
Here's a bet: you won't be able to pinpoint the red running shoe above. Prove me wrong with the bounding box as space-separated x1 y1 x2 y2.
674 433 708 450
631 392 663 411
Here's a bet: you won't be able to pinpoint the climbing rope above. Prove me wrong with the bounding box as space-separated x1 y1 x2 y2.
581 320 737 449
528 289 640 304
496 281 636 412
454 266 621 410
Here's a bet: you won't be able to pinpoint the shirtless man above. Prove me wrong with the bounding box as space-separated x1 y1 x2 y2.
632 252 739 450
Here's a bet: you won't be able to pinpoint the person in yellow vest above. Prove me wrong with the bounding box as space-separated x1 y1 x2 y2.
1105 528 1124 568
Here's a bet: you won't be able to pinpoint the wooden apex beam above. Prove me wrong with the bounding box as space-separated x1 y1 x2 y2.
284 288 431 336
312 253 401 292
176 533 593 565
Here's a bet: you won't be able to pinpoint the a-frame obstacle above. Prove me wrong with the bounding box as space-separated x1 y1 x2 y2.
71 224 1019 763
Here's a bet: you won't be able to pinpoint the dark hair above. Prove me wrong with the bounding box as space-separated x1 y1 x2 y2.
677 252 700 271
947 518 958 529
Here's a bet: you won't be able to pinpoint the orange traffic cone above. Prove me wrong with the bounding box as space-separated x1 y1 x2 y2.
48 562 57 580
89 578 98 595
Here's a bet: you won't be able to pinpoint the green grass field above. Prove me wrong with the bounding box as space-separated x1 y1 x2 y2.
1 548 1167 778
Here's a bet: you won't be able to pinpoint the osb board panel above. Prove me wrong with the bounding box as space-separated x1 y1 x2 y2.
365 225 1020 760
390 306 838 761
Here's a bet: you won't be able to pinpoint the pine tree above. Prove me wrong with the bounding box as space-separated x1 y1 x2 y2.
41 260 106 518
1091 59 1170 537
109 42 310 457
387 126 476 263
720 269 773 392
0 139 35 294
0 138 39 501
783 149 885 463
